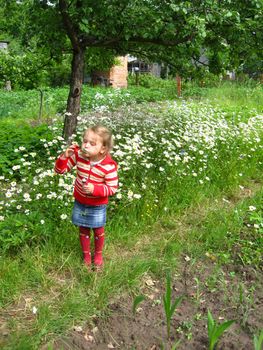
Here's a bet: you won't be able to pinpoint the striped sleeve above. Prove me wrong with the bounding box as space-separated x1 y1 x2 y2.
54 153 77 174
92 164 118 197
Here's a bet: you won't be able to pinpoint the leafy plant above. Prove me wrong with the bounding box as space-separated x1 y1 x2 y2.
132 294 146 315
237 283 255 327
171 341 181 350
253 329 263 350
248 208 263 234
163 272 183 339
207 310 234 350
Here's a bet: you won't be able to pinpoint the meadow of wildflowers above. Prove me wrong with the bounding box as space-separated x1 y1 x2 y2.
0 100 262 251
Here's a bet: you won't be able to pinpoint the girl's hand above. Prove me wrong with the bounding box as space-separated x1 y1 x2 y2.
83 183 94 195
62 145 78 159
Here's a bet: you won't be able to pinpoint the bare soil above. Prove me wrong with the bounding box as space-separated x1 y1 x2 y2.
45 260 263 350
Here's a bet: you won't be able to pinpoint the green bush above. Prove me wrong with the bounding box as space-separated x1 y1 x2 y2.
128 73 174 88
0 120 53 177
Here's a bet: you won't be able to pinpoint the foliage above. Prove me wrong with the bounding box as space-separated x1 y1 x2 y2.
0 93 262 250
0 47 117 90
163 272 183 339
45 56 71 87
9 0 262 74
85 48 117 74
1 0 262 139
1 81 262 122
254 329 263 350
132 295 146 315
207 310 234 350
0 121 53 177
0 84 178 121
0 51 50 89
128 73 175 89
182 81 263 115
0 0 28 42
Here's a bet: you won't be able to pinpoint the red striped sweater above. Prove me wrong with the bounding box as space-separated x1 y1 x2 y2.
54 147 118 206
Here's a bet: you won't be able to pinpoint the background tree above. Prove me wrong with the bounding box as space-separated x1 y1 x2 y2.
1 0 262 140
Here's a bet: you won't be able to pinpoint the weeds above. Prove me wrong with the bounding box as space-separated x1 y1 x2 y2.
237 283 255 328
207 309 235 350
132 295 146 315
163 272 183 339
254 329 263 350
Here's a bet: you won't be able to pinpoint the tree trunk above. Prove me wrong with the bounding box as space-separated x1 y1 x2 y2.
63 48 85 141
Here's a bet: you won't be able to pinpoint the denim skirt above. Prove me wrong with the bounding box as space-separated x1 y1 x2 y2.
72 200 107 228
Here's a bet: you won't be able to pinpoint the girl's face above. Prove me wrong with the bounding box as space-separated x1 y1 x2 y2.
81 130 106 161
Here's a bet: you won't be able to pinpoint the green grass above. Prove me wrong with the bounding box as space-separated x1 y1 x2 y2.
184 81 263 116
0 183 262 349
0 83 177 121
1 80 261 123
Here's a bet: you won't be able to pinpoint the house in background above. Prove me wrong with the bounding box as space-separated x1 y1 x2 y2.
90 55 163 88
0 40 9 50
0 40 11 90
128 56 162 77
91 56 128 88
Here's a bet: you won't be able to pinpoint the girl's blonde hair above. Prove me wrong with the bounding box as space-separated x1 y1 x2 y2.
85 125 114 151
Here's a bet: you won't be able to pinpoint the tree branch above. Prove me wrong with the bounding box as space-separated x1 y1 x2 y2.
81 33 195 49
192 58 209 67
127 35 194 47
58 0 80 51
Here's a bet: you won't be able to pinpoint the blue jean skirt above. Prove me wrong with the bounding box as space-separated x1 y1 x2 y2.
72 200 107 228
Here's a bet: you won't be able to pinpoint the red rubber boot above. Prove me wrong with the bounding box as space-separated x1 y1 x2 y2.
79 227 91 268
94 227 105 269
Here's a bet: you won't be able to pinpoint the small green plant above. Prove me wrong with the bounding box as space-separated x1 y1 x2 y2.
163 272 183 339
159 339 181 350
236 283 255 327
193 277 203 303
171 341 181 350
248 207 263 234
176 320 193 340
207 310 234 350
253 329 263 350
132 294 146 315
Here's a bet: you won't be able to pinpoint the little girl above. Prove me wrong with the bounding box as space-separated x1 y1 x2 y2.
55 125 118 270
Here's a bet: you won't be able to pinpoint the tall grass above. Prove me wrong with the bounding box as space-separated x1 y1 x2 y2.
1 80 261 122
0 84 177 121
184 81 263 116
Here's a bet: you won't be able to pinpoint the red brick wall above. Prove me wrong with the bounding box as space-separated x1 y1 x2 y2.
92 56 128 88
109 56 128 88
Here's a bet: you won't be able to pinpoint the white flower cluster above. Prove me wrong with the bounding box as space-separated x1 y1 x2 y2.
0 101 262 226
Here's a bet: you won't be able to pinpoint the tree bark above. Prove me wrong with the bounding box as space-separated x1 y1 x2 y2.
63 48 85 141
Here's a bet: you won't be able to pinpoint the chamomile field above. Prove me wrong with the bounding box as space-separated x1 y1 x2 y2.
0 82 262 350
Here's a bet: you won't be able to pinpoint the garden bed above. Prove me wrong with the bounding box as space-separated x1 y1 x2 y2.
44 260 263 350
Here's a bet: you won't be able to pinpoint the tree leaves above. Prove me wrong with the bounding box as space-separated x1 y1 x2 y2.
2 0 262 77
